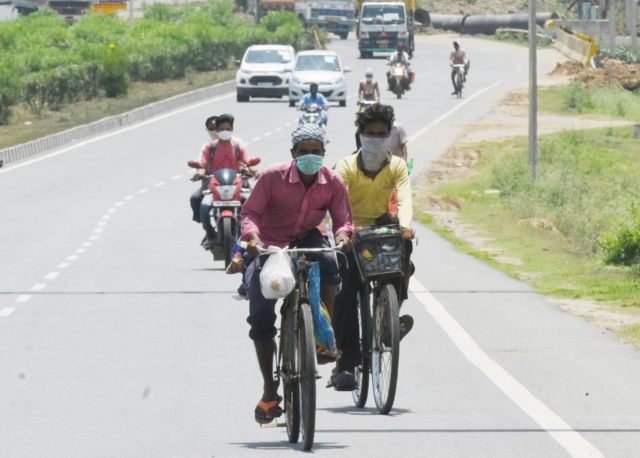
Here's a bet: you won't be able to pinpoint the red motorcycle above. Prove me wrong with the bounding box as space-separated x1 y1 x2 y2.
188 157 261 266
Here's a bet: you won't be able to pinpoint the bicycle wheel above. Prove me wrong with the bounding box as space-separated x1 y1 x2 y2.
297 302 316 451
352 283 372 408
454 71 463 99
371 282 400 414
282 300 300 443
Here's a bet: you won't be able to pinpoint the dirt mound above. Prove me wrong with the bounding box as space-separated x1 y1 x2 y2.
551 59 640 91
419 0 564 15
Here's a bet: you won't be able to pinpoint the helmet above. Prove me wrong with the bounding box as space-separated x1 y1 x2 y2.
365 68 373 79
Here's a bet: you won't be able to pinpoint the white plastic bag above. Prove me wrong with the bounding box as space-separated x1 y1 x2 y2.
260 248 295 299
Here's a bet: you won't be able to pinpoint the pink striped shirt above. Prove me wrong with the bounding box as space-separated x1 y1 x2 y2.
241 161 354 248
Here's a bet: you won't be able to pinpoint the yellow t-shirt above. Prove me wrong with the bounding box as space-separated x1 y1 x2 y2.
334 152 412 228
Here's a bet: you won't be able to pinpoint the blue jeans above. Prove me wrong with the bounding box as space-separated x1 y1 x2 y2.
200 194 215 239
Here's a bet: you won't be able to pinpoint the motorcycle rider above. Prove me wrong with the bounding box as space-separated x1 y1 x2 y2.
298 82 329 126
449 41 470 94
240 123 354 423
386 42 413 91
189 115 218 242
358 68 380 104
195 114 256 249
333 103 415 391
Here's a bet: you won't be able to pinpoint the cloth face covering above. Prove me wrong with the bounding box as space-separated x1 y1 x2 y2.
360 135 391 171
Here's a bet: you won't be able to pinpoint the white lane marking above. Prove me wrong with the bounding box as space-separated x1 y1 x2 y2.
114 201 124 207
101 214 112 220
57 262 70 268
285 122 293 127
82 242 92 248
407 80 505 144
137 188 148 194
0 307 16 317
67 255 79 261
410 278 604 457
89 235 100 241
124 194 134 200
170 174 182 181
31 283 46 291
44 272 59 280
94 228 104 234
274 127 283 132
15 295 31 303
98 221 107 227
108 208 117 213
154 181 166 187
252 137 261 142
264 132 272 137
0 92 234 175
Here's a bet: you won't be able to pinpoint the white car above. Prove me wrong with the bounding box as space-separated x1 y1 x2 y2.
288 50 351 107
235 44 295 102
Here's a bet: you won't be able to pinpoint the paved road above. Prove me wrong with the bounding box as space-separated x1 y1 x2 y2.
2 35 640 457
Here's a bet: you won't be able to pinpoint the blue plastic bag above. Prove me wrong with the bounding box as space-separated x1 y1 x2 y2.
308 262 336 351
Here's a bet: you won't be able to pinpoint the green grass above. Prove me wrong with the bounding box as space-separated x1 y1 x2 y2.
417 127 640 341
539 83 640 121
0 68 235 150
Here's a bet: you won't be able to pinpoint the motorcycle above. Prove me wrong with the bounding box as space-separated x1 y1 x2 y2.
298 103 326 127
188 157 261 267
387 62 410 99
357 98 378 114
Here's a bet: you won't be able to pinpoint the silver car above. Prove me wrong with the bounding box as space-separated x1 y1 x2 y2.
235 45 295 102
288 50 351 107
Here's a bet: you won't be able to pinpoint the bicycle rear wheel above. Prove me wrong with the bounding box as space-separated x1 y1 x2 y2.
297 302 316 451
371 282 400 414
282 300 300 443
454 71 463 98
352 284 372 408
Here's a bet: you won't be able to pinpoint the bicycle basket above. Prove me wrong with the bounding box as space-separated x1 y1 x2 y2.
354 225 405 280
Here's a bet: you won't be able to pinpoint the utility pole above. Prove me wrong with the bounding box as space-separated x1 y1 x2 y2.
128 0 134 28
608 0 617 55
528 0 537 179
629 0 638 54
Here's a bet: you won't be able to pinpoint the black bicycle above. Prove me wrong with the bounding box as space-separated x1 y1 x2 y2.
259 244 343 451
351 225 405 414
452 64 465 99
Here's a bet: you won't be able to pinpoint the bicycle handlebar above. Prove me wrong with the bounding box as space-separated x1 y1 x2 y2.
256 242 345 255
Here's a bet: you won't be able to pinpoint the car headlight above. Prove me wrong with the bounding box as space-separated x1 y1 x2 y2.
239 69 253 75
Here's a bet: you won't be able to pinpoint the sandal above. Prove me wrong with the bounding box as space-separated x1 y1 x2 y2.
316 346 340 365
254 396 283 425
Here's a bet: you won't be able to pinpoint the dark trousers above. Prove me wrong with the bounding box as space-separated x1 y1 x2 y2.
190 187 204 223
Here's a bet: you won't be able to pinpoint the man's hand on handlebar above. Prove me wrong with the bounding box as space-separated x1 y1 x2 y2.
401 227 415 240
246 233 264 257
335 233 353 253
190 168 206 182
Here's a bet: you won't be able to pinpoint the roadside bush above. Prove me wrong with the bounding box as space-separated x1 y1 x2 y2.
100 45 129 97
615 45 639 65
599 204 640 274
0 64 20 124
562 82 593 113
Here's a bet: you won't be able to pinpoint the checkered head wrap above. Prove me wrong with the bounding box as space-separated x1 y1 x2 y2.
291 123 325 148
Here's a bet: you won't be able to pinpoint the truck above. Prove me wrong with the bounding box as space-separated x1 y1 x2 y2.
294 0 356 40
356 0 417 58
247 0 294 21
12 0 125 20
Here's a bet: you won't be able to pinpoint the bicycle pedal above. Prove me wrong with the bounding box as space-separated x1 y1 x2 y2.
260 419 280 429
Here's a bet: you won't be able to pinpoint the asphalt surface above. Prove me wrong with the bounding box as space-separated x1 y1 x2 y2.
2 35 640 457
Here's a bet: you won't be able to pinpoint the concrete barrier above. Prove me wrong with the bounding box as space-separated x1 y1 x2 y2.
554 26 598 64
0 79 235 167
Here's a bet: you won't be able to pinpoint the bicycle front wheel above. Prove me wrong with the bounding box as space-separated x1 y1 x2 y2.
297 302 316 451
352 284 372 408
282 300 300 443
371 282 400 414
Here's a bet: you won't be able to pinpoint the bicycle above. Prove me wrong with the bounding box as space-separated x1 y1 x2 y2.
351 225 406 414
452 64 465 99
257 243 344 451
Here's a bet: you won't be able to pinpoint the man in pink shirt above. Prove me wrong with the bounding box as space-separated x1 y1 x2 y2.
241 123 354 424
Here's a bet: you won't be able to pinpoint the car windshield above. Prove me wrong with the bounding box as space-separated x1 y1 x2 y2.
245 49 292 64
361 4 405 24
295 55 341 72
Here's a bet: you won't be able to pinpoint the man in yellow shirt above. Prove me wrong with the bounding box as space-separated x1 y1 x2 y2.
331 103 415 391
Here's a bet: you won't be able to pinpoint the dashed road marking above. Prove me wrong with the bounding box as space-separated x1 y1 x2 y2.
252 137 261 142
75 248 86 254
94 228 104 234
82 242 92 248
0 308 16 317
154 181 166 187
98 221 108 227
137 188 148 194
57 262 70 269
44 272 59 280
264 132 272 137
124 195 134 200
114 201 124 207
171 174 182 181
108 208 117 213
15 295 32 303
89 235 100 241
274 127 283 132
67 255 79 261
31 283 46 291
101 215 112 220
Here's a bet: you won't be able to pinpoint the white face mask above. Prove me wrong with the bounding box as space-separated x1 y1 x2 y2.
218 130 232 141
360 135 391 172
